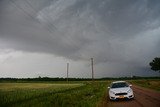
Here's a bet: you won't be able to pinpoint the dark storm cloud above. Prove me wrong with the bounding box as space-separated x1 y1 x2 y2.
35 0 160 62
0 0 160 77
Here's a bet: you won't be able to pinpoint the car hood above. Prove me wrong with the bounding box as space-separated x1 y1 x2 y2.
110 87 131 93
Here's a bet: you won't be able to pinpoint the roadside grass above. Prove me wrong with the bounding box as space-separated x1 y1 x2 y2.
129 79 160 91
0 81 109 107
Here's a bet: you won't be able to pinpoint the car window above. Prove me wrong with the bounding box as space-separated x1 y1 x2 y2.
111 82 129 88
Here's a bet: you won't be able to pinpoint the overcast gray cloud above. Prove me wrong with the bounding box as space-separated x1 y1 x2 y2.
0 0 160 78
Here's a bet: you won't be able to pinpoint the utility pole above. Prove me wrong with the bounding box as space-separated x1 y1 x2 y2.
67 63 69 82
91 58 94 81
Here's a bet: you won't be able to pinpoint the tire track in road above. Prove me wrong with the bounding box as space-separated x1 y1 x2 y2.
132 85 160 107
133 97 144 107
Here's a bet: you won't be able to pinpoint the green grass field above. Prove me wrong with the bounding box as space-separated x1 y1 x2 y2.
0 79 159 107
129 79 160 91
0 81 109 107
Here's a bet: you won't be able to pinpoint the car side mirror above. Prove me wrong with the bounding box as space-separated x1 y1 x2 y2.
129 84 132 87
108 87 110 89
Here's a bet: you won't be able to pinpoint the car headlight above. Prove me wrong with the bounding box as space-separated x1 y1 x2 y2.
110 90 115 94
127 89 132 93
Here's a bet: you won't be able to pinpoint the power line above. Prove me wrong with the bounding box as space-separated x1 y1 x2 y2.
9 0 56 34
25 0 57 31
9 0 37 21
9 0 81 52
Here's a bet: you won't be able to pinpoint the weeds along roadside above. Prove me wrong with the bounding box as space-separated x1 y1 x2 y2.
0 81 110 107
129 79 160 91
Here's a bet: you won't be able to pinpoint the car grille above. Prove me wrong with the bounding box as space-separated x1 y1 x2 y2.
115 93 127 95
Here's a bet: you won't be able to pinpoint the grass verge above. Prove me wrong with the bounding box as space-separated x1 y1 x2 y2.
129 79 160 91
0 81 109 107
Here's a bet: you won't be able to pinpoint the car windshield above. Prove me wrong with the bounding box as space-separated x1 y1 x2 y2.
111 82 129 88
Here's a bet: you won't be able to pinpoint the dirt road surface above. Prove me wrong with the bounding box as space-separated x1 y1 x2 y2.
100 85 160 107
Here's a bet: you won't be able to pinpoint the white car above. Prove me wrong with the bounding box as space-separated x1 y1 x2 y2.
108 81 134 100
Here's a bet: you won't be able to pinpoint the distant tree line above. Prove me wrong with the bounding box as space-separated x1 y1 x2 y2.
0 76 159 82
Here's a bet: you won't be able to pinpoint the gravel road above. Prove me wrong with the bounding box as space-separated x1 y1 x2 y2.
100 85 160 107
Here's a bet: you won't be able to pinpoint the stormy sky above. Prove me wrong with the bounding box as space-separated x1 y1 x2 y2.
0 0 160 78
